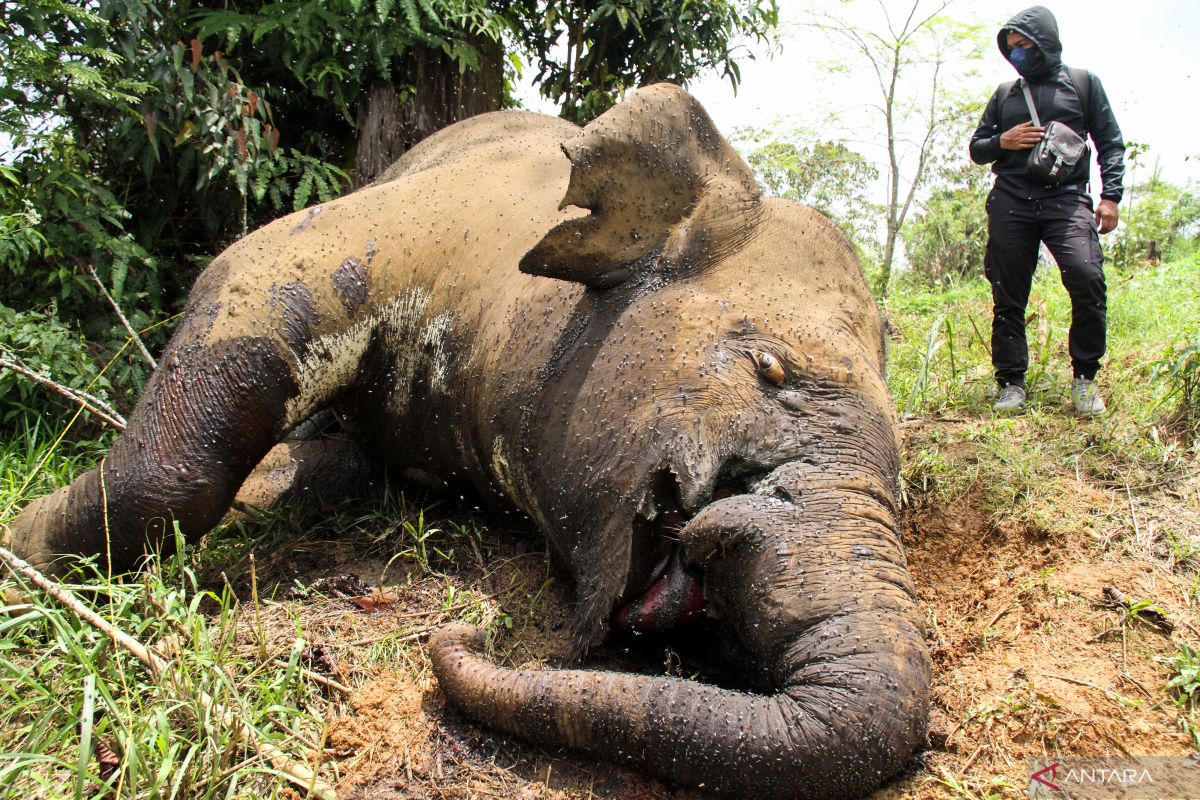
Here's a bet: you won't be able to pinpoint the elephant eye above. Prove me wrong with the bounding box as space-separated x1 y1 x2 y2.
751 351 785 386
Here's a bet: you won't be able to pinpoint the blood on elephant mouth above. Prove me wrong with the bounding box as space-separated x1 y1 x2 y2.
613 458 779 635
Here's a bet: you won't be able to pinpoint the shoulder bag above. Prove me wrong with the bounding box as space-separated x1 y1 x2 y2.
1021 79 1089 185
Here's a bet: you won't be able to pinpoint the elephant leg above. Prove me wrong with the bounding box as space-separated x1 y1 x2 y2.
233 426 380 515
6 330 303 574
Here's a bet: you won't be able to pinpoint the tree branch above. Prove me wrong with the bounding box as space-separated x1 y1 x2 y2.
83 261 157 371
0 354 127 431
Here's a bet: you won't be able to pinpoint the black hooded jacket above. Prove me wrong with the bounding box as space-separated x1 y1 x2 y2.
969 6 1125 202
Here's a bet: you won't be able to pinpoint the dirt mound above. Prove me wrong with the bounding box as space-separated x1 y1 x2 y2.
887 447 1198 796
328 671 439 794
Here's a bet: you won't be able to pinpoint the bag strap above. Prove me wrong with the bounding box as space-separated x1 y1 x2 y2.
1065 66 1092 130
1019 79 1042 128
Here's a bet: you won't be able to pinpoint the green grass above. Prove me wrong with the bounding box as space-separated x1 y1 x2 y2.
887 252 1200 420
888 254 1200 526
931 764 1014 800
0 535 328 799
1161 643 1200 748
0 422 109 523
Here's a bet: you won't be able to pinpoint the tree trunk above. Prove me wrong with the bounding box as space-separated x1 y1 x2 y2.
353 34 504 187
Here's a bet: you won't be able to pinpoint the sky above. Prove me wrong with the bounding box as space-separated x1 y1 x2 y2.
693 0 1200 190
517 0 1200 195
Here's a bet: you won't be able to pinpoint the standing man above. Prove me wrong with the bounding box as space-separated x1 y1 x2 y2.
970 6 1124 416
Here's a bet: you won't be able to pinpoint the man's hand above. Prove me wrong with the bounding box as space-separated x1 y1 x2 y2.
1095 199 1119 234
1000 121 1045 151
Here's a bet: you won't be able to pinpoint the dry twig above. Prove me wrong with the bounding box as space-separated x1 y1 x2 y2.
84 261 157 370
272 657 352 696
0 355 127 431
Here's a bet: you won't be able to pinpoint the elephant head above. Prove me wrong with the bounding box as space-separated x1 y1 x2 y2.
430 85 930 799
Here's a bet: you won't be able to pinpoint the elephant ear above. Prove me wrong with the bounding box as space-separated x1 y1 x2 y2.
520 83 763 289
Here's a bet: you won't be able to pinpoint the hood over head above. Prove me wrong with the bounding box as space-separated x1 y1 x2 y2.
998 6 1063 78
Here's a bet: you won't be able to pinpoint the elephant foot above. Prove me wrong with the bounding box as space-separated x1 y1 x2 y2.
4 484 76 575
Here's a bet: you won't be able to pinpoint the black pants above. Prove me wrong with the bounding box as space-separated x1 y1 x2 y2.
984 188 1106 388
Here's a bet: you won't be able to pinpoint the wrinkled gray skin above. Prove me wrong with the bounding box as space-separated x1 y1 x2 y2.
6 84 929 799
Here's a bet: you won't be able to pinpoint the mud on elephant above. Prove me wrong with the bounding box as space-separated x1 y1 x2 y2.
5 84 930 799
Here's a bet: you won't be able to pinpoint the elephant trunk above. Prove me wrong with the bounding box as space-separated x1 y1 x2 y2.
430 455 930 799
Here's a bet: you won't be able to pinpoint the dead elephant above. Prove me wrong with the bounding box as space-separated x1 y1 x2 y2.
6 84 930 799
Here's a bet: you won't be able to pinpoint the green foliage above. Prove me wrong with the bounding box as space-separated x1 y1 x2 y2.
1 0 356 277
1164 643 1200 701
901 163 990 286
1160 643 1200 748
1108 170 1200 270
0 135 162 428
0 0 149 139
510 0 779 123
191 0 506 125
88 3 352 251
0 0 355 430
897 93 989 289
887 277 993 417
0 137 159 325
737 130 881 263
0 306 119 428
1150 325 1200 440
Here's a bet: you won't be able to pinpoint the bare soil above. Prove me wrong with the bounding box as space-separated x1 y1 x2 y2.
254 420 1200 800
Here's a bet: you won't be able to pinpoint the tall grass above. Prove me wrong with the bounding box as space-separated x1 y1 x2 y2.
0 422 109 522
0 425 333 799
0 530 331 799
887 253 1200 419
888 254 1200 523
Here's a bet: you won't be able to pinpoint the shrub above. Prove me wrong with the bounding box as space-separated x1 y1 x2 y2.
1108 172 1200 270
0 304 120 429
901 164 990 286
1151 326 1200 440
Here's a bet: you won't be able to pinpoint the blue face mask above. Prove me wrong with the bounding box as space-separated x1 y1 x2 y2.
1008 45 1039 75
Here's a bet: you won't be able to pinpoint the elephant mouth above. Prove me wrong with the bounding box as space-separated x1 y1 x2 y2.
615 458 783 633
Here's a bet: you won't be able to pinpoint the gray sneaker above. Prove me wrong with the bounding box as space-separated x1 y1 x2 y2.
1072 378 1106 416
993 384 1026 413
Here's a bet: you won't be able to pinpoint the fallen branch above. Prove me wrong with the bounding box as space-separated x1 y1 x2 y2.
0 544 336 800
958 743 986 775
0 355 127 431
985 605 1010 628
272 657 352 696
84 261 157 370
